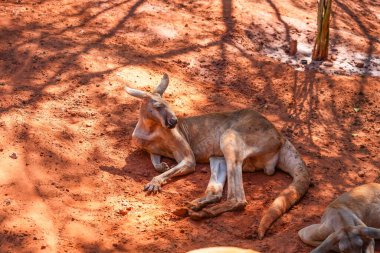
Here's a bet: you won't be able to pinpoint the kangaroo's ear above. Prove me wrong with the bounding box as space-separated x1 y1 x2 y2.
125 87 150 98
153 73 169 96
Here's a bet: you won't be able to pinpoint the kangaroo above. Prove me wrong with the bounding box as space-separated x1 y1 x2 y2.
299 183 380 253
125 73 310 239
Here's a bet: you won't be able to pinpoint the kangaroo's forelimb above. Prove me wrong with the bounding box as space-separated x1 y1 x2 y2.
144 157 195 193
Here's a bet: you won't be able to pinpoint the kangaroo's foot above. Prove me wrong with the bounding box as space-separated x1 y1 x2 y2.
188 194 222 211
189 200 247 220
172 194 222 217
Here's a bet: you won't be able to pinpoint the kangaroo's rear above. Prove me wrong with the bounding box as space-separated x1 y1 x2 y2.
125 73 310 238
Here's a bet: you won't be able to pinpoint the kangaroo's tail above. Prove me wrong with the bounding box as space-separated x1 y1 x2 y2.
257 138 310 239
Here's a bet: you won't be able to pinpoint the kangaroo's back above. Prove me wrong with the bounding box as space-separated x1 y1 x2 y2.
178 109 281 163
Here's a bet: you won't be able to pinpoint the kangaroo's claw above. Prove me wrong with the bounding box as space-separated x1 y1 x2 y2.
144 178 162 193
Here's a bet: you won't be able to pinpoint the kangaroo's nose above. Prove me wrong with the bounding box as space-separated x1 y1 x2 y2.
169 118 177 125
168 118 178 128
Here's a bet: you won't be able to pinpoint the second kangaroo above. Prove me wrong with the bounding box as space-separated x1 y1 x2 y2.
125 73 310 239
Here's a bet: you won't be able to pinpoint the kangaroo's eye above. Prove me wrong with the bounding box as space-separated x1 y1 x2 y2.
153 102 163 108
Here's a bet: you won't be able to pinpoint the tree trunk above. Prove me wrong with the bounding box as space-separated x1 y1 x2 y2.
312 0 332 61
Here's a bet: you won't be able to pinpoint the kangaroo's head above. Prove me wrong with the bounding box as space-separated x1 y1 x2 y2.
312 226 380 253
125 73 178 129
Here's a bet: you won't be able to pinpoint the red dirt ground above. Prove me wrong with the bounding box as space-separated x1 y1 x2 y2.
0 0 379 252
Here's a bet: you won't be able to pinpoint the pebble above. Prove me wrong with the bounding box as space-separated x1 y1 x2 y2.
301 59 308 65
4 199 11 206
323 61 333 67
172 208 189 217
358 170 365 177
10 153 17 159
116 209 129 216
356 62 364 68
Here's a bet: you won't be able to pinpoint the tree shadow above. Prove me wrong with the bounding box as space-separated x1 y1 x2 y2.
1 0 379 252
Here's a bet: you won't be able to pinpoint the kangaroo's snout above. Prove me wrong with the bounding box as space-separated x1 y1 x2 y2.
167 117 178 129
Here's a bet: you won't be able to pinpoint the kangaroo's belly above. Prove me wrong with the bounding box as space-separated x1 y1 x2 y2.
192 139 223 163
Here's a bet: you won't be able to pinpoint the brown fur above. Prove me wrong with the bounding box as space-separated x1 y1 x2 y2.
299 183 380 253
125 74 310 238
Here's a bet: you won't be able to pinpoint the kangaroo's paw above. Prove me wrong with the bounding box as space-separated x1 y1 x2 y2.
154 162 170 173
144 177 163 193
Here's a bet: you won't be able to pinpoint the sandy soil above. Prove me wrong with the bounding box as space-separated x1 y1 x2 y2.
0 0 379 252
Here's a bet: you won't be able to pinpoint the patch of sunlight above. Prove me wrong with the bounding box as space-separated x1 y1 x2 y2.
27 203 58 252
77 200 106 211
150 24 178 39
68 177 103 196
114 67 210 114
136 2 170 14
62 221 98 243
0 148 25 185
1 179 58 251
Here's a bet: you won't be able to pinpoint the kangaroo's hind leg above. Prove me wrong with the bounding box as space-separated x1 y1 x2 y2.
189 130 247 219
188 157 227 211
298 223 333 247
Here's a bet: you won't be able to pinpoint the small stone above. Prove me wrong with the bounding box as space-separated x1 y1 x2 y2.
55 76 61 81
301 59 308 65
85 123 92 127
4 199 11 206
358 170 365 177
356 62 364 68
172 208 189 217
323 61 333 67
116 209 129 216
41 246 46 250
330 55 337 61
10 153 17 159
